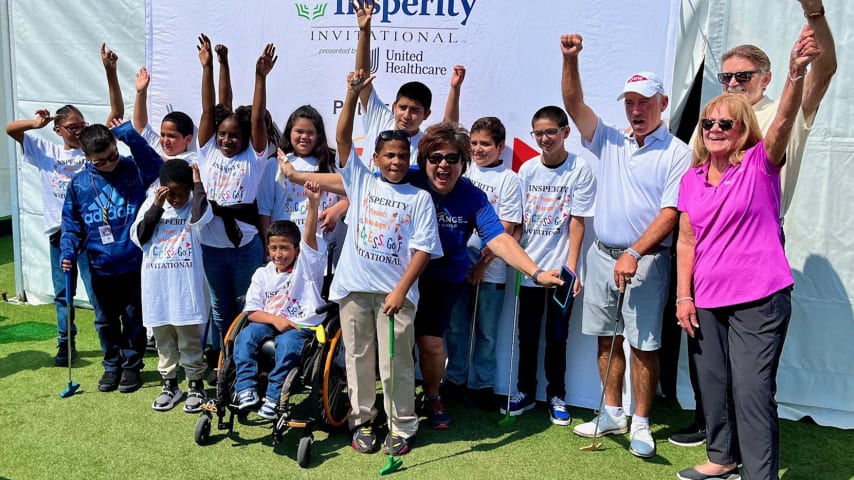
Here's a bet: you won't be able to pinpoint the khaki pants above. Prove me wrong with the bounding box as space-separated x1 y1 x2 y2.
152 324 206 381
339 292 417 438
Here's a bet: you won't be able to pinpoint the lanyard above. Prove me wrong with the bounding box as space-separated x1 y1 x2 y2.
88 171 127 227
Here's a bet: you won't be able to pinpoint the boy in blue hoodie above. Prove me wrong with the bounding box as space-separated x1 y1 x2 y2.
61 119 163 393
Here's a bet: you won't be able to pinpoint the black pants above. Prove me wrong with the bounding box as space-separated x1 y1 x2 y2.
516 286 572 399
90 270 146 372
691 289 791 480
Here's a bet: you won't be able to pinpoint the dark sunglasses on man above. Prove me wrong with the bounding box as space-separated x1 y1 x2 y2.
716 70 763 84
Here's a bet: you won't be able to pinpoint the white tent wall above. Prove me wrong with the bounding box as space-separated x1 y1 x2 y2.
1 2 13 219
674 0 854 428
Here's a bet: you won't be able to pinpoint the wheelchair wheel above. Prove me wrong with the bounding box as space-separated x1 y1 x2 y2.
297 435 313 468
194 414 211 445
320 328 349 429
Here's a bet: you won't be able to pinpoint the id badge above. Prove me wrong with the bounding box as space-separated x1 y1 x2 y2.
98 225 115 244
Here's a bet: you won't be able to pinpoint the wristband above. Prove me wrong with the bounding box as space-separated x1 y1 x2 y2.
804 5 825 19
531 268 545 284
625 247 642 261
675 296 694 305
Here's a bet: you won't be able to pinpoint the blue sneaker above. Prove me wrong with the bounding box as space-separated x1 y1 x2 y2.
499 391 535 416
234 388 259 410
257 398 278 420
549 396 571 426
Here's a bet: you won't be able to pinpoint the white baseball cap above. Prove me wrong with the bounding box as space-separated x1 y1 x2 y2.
617 71 665 100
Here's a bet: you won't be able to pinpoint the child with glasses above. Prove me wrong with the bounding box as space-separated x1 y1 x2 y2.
276 69 442 456
60 119 164 394
4 44 124 367
503 106 595 426
351 0 465 172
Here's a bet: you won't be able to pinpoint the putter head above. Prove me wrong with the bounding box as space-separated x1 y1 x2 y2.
497 414 517 427
580 441 603 452
379 456 403 475
60 380 80 398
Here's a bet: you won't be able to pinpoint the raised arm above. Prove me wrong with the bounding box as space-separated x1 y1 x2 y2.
197 34 216 147
102 43 124 125
354 0 376 107
216 44 233 111
338 70 376 166
765 25 821 164
132 66 150 134
560 34 599 142
252 43 277 154
5 109 51 145
443 65 466 123
799 0 836 119
303 181 322 251
110 119 164 185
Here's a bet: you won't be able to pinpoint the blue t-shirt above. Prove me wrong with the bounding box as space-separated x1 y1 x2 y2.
406 169 505 283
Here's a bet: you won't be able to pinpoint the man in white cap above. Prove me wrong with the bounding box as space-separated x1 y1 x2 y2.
560 33 691 458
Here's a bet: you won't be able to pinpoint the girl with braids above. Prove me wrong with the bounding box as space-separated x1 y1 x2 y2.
195 34 277 370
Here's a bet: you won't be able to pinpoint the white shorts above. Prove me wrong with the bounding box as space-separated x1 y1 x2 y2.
581 243 670 351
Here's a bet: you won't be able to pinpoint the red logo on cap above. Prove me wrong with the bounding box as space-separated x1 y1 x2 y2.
628 74 649 83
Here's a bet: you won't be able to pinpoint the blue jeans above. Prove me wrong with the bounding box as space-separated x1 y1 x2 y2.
90 270 146 372
517 286 573 399
445 282 505 390
233 322 313 402
201 235 263 349
49 233 98 344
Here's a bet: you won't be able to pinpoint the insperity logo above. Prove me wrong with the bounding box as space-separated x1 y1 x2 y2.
295 0 477 25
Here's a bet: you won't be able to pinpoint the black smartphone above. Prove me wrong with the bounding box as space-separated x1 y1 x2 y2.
552 266 577 309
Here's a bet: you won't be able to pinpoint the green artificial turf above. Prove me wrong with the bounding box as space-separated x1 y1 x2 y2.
0 232 852 479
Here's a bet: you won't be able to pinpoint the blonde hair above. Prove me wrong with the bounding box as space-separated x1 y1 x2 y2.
692 94 763 167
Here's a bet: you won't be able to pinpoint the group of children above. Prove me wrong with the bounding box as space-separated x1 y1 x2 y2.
9 1 597 457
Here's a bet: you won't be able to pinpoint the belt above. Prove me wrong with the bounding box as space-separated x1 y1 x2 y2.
596 240 666 260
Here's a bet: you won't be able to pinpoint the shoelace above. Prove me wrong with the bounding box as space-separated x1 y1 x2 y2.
509 392 527 403
550 398 567 410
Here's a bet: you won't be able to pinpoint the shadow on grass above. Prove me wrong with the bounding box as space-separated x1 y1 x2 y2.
0 348 100 379
0 321 56 344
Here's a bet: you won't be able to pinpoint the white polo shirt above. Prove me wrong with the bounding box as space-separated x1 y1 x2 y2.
583 118 691 248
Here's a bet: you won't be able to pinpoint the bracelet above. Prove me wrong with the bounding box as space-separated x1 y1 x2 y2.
804 5 825 19
625 247 642 261
675 297 694 305
530 268 545 284
789 72 805 82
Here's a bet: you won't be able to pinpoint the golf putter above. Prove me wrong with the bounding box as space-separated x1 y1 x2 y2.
379 313 403 475
498 271 522 427
462 283 480 407
60 270 80 398
581 283 626 451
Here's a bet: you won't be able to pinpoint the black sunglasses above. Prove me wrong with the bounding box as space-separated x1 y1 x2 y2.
426 152 462 165
716 70 762 84
700 118 735 131
375 129 410 148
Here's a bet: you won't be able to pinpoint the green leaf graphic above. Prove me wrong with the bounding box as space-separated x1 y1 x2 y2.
312 3 327 19
295 3 311 20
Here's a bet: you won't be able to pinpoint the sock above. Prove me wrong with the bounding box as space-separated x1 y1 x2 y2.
604 405 624 417
633 415 649 426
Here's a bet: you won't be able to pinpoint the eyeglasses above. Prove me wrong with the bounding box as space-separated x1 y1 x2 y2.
426 152 462 165
700 118 736 131
716 71 763 84
530 127 564 139
376 129 410 147
60 122 89 134
89 148 120 164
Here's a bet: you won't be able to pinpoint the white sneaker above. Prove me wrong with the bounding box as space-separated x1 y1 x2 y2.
573 410 628 438
629 422 656 458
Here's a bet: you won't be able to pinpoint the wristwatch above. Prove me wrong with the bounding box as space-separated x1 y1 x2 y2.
531 269 545 285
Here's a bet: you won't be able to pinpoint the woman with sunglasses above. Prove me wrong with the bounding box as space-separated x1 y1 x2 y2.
674 29 821 480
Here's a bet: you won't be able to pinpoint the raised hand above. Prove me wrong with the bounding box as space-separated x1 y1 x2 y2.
304 180 322 204
108 117 125 129
256 43 278 77
346 69 376 95
450 65 466 89
353 0 375 29
277 148 297 179
197 33 213 67
560 33 584 57
791 24 822 72
135 66 150 92
101 42 118 71
34 109 53 129
153 185 169 208
190 163 201 183
215 44 229 65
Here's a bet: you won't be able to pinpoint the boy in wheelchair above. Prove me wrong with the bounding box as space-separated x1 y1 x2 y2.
232 181 327 420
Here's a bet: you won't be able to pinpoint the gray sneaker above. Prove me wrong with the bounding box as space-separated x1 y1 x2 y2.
183 379 206 413
152 379 183 411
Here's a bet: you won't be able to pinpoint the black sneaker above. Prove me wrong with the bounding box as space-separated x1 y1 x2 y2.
382 432 415 456
351 424 379 453
439 381 466 401
98 370 121 392
118 369 142 393
669 422 707 447
424 395 451 429
53 342 78 367
145 336 157 353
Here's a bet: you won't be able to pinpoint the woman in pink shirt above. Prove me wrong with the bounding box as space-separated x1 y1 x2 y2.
674 26 821 480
